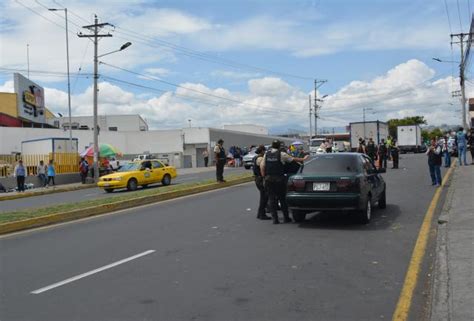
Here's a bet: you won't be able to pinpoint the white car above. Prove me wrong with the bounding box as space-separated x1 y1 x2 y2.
243 148 257 169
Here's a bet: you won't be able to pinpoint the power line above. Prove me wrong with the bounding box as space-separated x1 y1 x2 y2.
456 0 464 31
52 1 313 80
444 0 453 33
99 61 300 114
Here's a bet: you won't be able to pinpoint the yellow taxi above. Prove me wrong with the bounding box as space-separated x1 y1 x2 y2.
97 159 177 193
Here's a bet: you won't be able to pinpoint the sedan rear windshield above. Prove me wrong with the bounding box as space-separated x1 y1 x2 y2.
302 155 359 173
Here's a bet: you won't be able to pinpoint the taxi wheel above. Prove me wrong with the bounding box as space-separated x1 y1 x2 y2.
162 174 171 186
127 178 138 191
104 188 114 193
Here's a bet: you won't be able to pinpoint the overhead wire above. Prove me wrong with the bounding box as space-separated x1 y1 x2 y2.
456 0 464 31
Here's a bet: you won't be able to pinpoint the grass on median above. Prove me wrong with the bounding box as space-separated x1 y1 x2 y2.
0 173 253 224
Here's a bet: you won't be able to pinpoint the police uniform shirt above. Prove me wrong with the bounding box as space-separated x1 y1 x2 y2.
260 148 294 172
213 144 222 154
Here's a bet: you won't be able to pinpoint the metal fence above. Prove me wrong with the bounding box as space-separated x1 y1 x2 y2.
0 153 80 177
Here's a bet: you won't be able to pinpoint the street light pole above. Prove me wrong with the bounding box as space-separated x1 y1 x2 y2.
49 8 72 151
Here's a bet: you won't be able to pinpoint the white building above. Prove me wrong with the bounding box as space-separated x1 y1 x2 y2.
223 124 268 135
0 126 294 168
58 114 149 132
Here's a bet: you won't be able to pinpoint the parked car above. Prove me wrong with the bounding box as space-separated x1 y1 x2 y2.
286 153 386 223
97 159 177 193
243 147 257 169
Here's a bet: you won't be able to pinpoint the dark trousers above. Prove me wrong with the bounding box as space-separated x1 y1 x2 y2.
428 163 442 185
80 172 88 184
38 173 47 187
255 176 268 218
444 151 451 167
17 176 25 192
47 176 55 185
216 160 225 181
379 155 387 168
204 157 209 167
264 176 289 221
392 151 399 168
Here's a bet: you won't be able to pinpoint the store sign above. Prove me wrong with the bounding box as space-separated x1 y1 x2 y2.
13 73 46 123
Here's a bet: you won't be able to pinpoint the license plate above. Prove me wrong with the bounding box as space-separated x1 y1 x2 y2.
313 182 330 191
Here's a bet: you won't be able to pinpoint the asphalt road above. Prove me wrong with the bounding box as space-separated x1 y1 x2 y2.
0 154 447 321
0 167 246 213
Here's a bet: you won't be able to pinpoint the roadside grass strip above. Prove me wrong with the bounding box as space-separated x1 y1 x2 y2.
391 164 455 321
0 173 253 234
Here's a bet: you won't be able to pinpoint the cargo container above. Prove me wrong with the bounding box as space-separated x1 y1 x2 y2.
349 121 388 150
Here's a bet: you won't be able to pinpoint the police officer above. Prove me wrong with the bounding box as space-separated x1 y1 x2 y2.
253 145 271 220
391 138 399 169
260 140 308 224
214 139 226 182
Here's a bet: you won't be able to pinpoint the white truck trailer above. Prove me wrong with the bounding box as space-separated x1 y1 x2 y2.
21 137 78 154
350 121 388 150
396 125 423 153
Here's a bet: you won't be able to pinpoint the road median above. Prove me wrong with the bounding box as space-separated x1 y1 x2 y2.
0 174 253 235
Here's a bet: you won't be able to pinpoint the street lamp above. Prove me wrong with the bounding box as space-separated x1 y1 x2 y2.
91 42 132 182
48 7 72 151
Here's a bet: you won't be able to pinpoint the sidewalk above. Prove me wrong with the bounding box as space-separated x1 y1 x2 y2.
430 164 474 321
0 182 93 201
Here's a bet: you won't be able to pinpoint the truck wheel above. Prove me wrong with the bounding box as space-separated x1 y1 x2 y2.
244 165 251 170
127 178 138 191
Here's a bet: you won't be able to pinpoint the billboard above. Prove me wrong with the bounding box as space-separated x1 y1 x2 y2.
13 73 46 123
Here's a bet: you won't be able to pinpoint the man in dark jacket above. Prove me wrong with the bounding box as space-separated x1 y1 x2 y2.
378 139 388 169
253 145 271 220
366 138 376 161
426 138 442 186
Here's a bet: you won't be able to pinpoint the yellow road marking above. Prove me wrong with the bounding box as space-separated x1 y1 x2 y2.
392 164 455 321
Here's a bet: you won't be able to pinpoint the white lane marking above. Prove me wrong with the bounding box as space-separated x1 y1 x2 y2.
31 250 155 294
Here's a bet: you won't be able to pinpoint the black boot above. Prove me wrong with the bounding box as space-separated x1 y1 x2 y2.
257 213 271 220
283 215 292 223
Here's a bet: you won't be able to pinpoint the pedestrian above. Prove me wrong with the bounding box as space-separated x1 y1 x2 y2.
378 139 388 169
202 149 209 167
214 139 226 182
366 138 376 161
391 139 399 169
37 160 47 187
456 127 468 166
260 140 308 224
234 147 241 167
253 145 271 220
325 139 333 153
426 138 442 186
387 136 393 160
468 130 474 165
441 136 451 168
79 157 89 184
357 138 367 154
13 159 26 192
47 159 56 186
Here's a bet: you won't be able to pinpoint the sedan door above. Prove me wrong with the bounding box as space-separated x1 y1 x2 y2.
150 160 166 183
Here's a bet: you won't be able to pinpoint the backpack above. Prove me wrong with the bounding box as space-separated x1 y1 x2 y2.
80 161 89 173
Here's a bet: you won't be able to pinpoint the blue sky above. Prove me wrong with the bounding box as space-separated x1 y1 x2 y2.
0 0 472 132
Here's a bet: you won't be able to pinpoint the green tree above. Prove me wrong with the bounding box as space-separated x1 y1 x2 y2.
387 116 427 138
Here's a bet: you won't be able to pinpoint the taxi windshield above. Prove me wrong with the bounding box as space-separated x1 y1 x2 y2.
117 162 141 172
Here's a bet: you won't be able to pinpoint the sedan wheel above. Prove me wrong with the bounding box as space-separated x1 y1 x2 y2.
127 178 138 191
358 197 371 224
162 174 171 186
292 210 307 223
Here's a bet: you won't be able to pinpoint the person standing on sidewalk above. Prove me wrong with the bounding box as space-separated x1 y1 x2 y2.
214 139 226 182
455 127 468 166
202 149 209 167
253 145 271 220
79 157 89 184
391 139 400 169
37 160 47 187
468 130 474 165
13 160 26 192
47 159 56 186
441 136 451 167
426 138 442 186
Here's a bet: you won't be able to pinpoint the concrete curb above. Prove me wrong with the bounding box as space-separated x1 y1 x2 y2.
0 175 253 235
0 184 95 201
429 164 457 321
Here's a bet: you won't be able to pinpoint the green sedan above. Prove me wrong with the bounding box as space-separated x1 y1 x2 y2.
286 153 386 224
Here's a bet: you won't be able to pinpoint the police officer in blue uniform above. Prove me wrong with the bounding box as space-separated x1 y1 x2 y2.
260 140 308 224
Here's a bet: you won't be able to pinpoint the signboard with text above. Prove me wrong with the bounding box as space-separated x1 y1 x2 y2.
13 73 46 123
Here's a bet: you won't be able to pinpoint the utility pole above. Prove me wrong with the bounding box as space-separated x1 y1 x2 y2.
308 94 312 143
451 32 474 129
314 79 327 136
78 16 112 183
